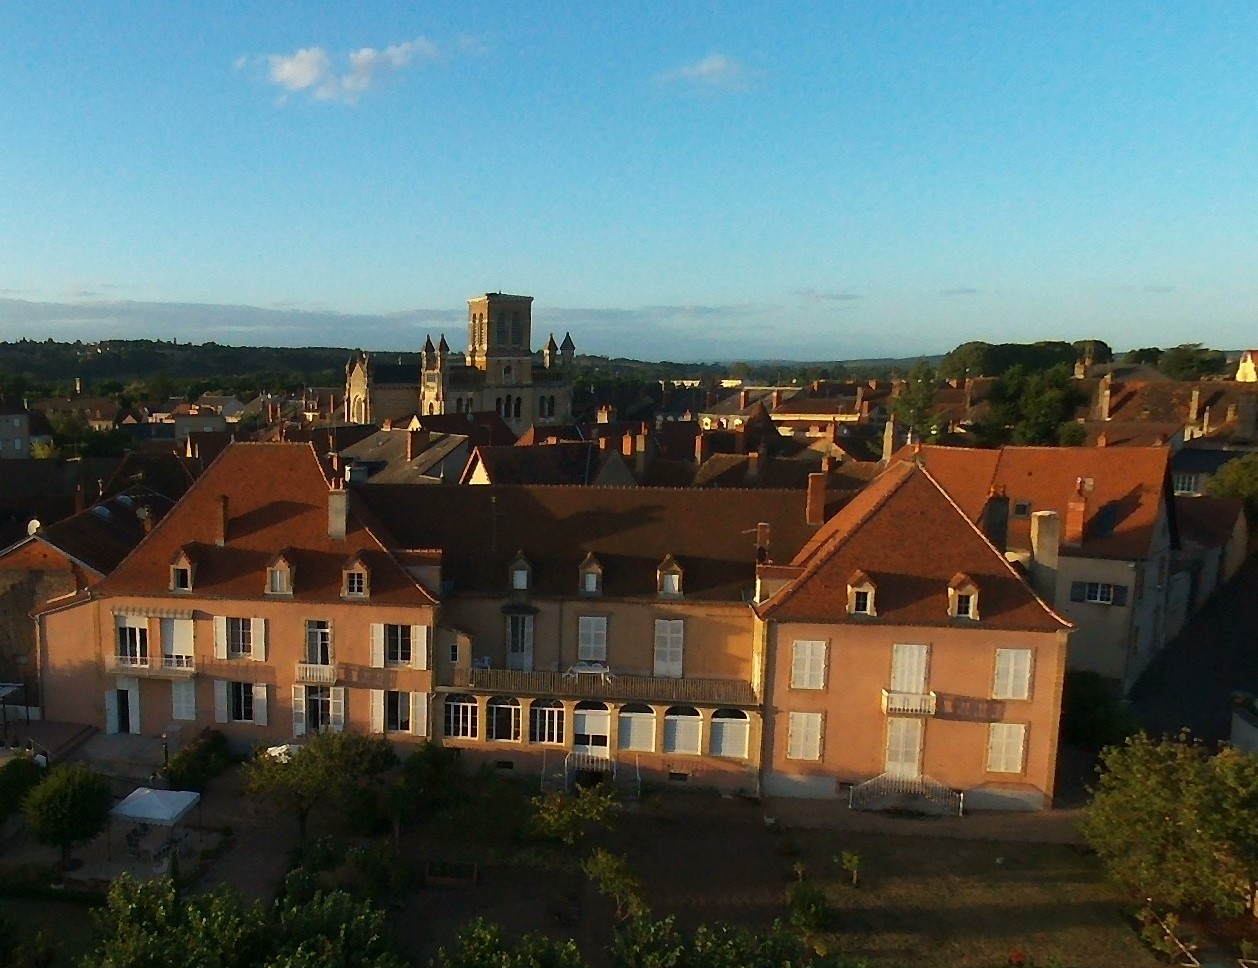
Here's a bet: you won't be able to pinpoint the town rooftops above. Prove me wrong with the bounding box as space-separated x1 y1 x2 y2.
759 461 1069 632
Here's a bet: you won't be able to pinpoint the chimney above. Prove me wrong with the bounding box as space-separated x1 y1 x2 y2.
805 472 826 526
635 432 649 477
599 436 610 451
745 450 760 483
1029 510 1061 600
74 482 85 515
328 486 348 541
755 522 770 564
1227 403 1238 425
1203 406 1212 435
1098 373 1112 420
979 489 1009 553
820 455 833 475
597 405 615 424
1189 388 1201 425
854 384 864 412
406 429 429 461
694 432 710 465
1096 433 1107 448
739 389 750 409
622 433 635 458
141 508 154 534
75 376 81 396
771 389 782 409
216 495 229 547
882 414 899 463
1064 481 1087 547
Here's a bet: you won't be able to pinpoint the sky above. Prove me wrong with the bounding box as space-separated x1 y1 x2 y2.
2 2 1258 361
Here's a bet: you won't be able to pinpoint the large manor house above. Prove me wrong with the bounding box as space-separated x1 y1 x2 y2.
344 292 576 433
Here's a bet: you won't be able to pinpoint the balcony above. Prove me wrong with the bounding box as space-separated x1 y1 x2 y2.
881 689 937 716
105 653 196 678
295 662 338 685
448 666 755 706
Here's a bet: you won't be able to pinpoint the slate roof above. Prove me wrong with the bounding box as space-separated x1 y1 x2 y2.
94 443 436 607
759 462 1068 632
902 444 1172 560
356 484 845 602
415 411 518 447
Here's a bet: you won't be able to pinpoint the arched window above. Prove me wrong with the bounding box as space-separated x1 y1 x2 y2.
504 395 512 417
529 699 564 744
496 313 506 345
511 311 522 345
487 696 521 741
710 708 749 759
618 703 655 752
514 397 522 419
573 700 610 754
663 705 701 754
444 694 477 739
428 403 435 415
496 397 503 415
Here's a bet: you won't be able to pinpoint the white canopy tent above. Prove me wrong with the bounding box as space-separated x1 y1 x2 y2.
111 787 200 826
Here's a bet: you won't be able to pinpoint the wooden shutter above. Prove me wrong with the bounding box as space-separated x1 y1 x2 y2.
1069 581 1086 602
411 626 428 670
370 689 385 732
370 624 385 668
891 643 928 694
987 723 1026 773
1112 585 1129 607
213 680 228 724
653 620 684 678
251 617 267 661
410 691 428 738
329 687 345 732
213 616 228 660
252 683 268 727
104 690 118 735
292 685 306 736
172 680 196 721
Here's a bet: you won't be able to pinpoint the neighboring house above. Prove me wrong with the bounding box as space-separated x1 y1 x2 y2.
339 428 471 484
35 444 438 750
170 407 228 442
1173 495 1248 614
755 462 1071 810
1171 444 1255 497
194 394 248 421
0 406 32 458
907 445 1176 691
32 397 120 432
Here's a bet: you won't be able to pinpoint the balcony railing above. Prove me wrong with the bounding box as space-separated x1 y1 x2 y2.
447 666 755 706
105 653 196 678
295 662 338 685
881 689 937 716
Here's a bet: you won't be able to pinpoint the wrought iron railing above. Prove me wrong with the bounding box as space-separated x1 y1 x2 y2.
848 771 963 816
447 666 755 706
880 689 937 716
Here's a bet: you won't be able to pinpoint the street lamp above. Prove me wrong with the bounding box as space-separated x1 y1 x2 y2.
160 732 169 769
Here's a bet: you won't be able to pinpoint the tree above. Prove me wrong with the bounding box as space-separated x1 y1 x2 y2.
1159 343 1227 381
431 918 584 968
527 785 618 846
975 364 1084 447
583 849 648 923
1072 339 1113 366
1080 733 1258 915
889 360 937 440
1206 453 1258 523
244 731 396 841
0 754 43 820
1123 347 1163 366
22 763 110 866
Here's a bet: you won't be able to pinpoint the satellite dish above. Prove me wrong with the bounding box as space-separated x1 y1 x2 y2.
136 506 150 520
26 519 41 535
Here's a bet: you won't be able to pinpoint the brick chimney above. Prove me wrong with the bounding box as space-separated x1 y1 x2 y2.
216 495 229 547
406 429 429 461
1096 432 1108 448
739 389 750 409
1029 510 1060 600
622 433 635 458
771 389 783 409
755 522 770 563
694 432 711 465
597 405 615 424
635 432 649 477
745 451 760 483
882 414 899 463
1098 373 1112 421
979 489 1009 553
328 485 348 541
805 472 826 526
1188 387 1201 425
1064 480 1087 547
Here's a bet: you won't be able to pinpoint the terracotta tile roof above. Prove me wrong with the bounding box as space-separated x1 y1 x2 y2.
1078 421 1182 447
465 443 627 485
759 462 1068 632
357 484 847 602
1174 495 1245 548
94 443 436 607
13 489 175 576
693 454 828 489
905 444 1172 560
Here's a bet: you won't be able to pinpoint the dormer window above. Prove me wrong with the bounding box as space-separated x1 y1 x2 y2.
170 549 194 593
949 573 980 620
578 553 603 596
847 570 876 616
510 552 531 592
342 556 369 598
657 555 683 597
266 553 293 596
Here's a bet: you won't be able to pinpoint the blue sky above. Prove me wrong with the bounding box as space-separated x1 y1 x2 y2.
2 2 1257 361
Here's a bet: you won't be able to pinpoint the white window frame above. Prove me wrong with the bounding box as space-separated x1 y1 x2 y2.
617 705 655 752
790 640 827 690
663 707 702 755
171 680 196 721
578 616 608 662
228 680 254 722
227 617 252 658
992 648 1033 700
267 566 291 595
344 570 366 597
852 589 871 614
444 695 478 739
171 566 191 592
305 620 332 664
653 619 684 678
512 567 529 591
786 711 823 761
1085 582 1115 604
987 722 1027 773
487 698 522 741
384 624 412 666
709 709 749 759
530 701 565 745
116 617 149 666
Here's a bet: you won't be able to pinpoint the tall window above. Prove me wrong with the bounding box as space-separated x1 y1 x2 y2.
992 649 1033 700
444 694 478 739
529 700 565 744
618 704 655 752
385 624 411 666
663 706 701 754
268 566 291 594
653 620 683 678
228 618 252 658
578 616 607 662
386 691 411 732
790 640 827 690
786 711 823 761
305 620 331 665
487 697 521 741
710 709 749 759
987 723 1026 773
116 619 148 665
228 681 254 722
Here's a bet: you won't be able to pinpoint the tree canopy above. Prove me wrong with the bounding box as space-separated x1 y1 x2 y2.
22 763 110 865
1206 452 1258 523
1157 343 1228 381
975 364 1085 446
939 340 1077 380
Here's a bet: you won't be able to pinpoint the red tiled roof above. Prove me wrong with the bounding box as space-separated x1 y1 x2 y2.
94 443 436 606
759 462 1068 632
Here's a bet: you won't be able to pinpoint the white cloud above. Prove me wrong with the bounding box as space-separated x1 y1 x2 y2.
661 53 750 92
260 38 440 105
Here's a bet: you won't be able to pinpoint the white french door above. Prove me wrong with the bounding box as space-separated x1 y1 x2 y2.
885 717 923 779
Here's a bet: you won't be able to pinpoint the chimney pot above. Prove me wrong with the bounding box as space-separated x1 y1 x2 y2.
216 495 229 547
328 486 348 541
755 521 770 563
806 472 826 526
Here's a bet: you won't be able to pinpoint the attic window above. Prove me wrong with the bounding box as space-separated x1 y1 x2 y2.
578 553 603 596
267 558 293 596
847 570 876 616
657 556 683 597
170 550 194 593
342 560 369 599
510 553 531 592
949 573 980 620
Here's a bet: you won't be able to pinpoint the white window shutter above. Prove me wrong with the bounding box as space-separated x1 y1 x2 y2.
252 683 268 726
104 690 118 735
370 689 384 733
370 624 384 669
213 616 228 660
411 625 428 670
330 686 345 732
172 680 196 721
292 685 306 736
213 680 228 724
252 617 267 661
411 691 428 737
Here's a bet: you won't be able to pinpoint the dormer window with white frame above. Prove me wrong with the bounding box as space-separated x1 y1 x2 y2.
578 552 603 596
847 570 876 616
948 573 980 620
509 552 531 592
342 556 369 599
266 553 293 596
657 555 683 598
170 549 194 593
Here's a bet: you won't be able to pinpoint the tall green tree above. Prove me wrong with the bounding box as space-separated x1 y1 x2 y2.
1206 453 1258 522
1158 343 1227 381
21 763 110 866
976 364 1084 446
889 360 938 440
